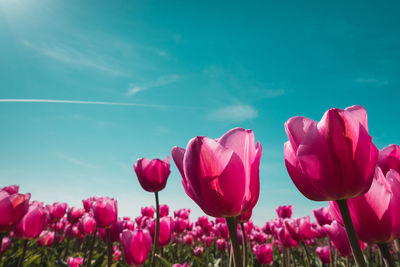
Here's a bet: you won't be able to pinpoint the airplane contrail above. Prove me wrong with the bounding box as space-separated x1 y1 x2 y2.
0 99 167 108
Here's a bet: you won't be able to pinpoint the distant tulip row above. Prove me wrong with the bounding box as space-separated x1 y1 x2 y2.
1 105 399 267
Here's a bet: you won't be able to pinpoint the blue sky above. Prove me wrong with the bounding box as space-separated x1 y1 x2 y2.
1 0 399 225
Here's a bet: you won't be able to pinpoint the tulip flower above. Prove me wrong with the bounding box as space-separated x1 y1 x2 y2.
67 257 83 267
99 218 123 243
313 207 333 226
120 229 152 266
38 230 54 247
14 204 47 240
253 243 273 265
284 105 378 267
193 245 204 256
92 197 118 229
172 128 262 267
283 216 312 242
276 205 293 219
141 206 155 218
113 245 121 262
173 263 189 267
316 246 331 264
184 234 194 246
1 185 19 195
174 208 190 219
323 221 353 257
173 217 188 233
79 213 96 235
134 157 171 193
377 144 400 175
160 204 169 217
1 236 11 254
67 207 85 224
48 202 68 222
149 217 173 248
216 238 226 250
0 190 30 232
276 225 297 248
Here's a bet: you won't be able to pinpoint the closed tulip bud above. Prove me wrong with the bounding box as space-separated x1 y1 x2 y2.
216 238 226 250
1 236 11 254
184 234 194 246
173 217 188 233
276 205 293 219
316 246 331 264
0 191 30 232
134 157 171 192
323 221 353 257
82 199 92 212
14 204 47 239
172 127 262 217
120 229 152 266
284 216 312 241
313 207 333 226
253 243 273 265
93 197 117 228
284 105 378 201
48 202 68 222
79 214 96 235
67 207 85 224
276 225 297 248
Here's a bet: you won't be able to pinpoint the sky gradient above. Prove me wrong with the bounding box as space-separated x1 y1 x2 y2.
1 0 399 224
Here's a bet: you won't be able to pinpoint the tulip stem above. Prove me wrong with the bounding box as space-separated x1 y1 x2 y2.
17 239 28 267
302 241 311 267
377 243 396 267
63 223 73 260
226 217 243 267
336 199 367 267
106 228 112 267
328 241 333 267
86 226 97 267
150 192 160 267
240 222 248 267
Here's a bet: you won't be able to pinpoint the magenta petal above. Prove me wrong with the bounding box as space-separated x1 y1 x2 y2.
171 146 186 179
285 116 317 152
378 144 400 175
345 105 369 131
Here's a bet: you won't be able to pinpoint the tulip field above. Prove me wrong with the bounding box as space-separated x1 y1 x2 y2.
1 105 400 267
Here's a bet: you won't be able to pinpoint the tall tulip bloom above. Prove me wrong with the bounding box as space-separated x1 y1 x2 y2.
253 243 273 265
172 127 262 267
134 157 171 193
14 204 47 240
120 229 152 266
276 205 293 219
284 105 378 267
313 207 333 226
0 190 30 232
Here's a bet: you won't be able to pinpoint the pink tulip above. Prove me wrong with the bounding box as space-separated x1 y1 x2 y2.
323 221 353 257
316 246 331 264
276 225 297 248
284 216 312 241
0 190 30 232
120 229 152 266
14 204 47 239
160 204 169 217
276 205 293 219
67 207 85 224
329 167 400 243
67 256 83 267
134 157 171 192
174 208 190 219
113 245 121 262
92 197 117 228
173 217 188 233
378 144 400 175
284 105 378 201
38 230 54 246
48 202 68 222
193 245 204 256
123 218 135 231
184 234 194 246
1 185 19 195
79 213 96 235
171 127 262 217
172 263 189 267
100 218 123 243
216 238 227 250
82 198 92 212
149 217 173 248
1 236 11 254
238 209 252 222
253 243 273 265
141 206 155 218
313 207 333 226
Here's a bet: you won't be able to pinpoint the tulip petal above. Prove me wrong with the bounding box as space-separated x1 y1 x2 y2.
285 116 317 152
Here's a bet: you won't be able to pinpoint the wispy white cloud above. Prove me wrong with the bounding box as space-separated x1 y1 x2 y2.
355 78 389 86
22 40 127 76
262 89 286 98
126 74 181 96
0 99 166 108
209 105 258 122
55 153 98 169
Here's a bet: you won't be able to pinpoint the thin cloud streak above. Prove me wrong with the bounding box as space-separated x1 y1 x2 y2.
0 99 167 108
127 74 181 96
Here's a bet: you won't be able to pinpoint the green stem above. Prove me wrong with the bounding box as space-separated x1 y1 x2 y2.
63 223 74 260
240 223 248 267
86 226 97 267
302 241 311 267
150 192 160 267
328 241 333 267
336 199 367 267
106 228 112 267
226 217 243 267
17 239 28 267
377 243 396 267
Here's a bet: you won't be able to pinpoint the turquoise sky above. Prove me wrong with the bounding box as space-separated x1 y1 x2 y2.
1 0 399 224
